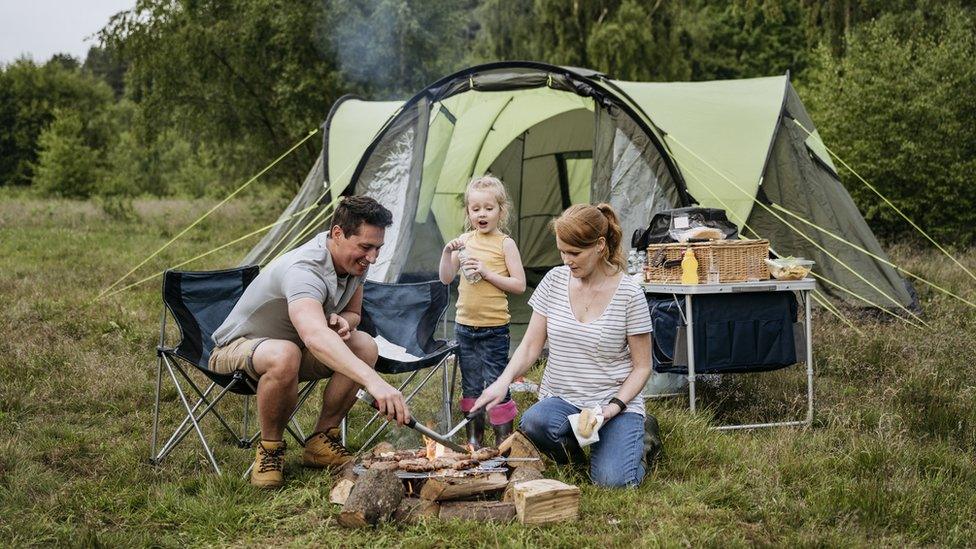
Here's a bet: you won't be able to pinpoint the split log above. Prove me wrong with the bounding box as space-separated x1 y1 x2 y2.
338 461 359 482
419 473 508 502
329 478 355 506
513 479 580 525
438 501 516 522
502 467 545 502
392 497 440 524
338 469 404 528
371 441 396 456
498 431 545 471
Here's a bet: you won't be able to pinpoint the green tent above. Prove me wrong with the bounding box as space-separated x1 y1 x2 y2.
245 62 916 339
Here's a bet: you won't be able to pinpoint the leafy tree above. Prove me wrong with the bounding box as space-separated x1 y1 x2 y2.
586 0 691 81
33 109 102 198
0 59 113 186
100 0 476 185
801 5 976 244
101 0 342 183
83 45 127 98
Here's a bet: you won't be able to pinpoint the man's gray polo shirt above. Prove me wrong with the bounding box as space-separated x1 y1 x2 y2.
212 232 366 347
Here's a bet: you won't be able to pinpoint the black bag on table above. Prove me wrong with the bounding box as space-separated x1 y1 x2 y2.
632 207 739 249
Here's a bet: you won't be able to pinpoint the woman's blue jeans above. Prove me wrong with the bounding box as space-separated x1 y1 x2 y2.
519 397 646 487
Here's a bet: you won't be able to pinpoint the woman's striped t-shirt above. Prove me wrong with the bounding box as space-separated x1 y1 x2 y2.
528 266 653 415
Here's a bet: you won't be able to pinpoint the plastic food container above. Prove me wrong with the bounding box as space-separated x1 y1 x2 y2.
765 258 814 280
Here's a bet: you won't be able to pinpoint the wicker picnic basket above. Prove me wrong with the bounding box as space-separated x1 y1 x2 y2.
644 239 770 284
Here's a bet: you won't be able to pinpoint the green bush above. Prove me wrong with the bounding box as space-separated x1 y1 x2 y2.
801 5 976 246
32 110 102 198
0 59 113 186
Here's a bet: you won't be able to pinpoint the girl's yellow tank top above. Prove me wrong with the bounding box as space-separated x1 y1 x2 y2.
455 230 510 327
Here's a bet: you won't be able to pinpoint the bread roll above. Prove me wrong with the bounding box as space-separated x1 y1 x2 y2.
578 409 594 438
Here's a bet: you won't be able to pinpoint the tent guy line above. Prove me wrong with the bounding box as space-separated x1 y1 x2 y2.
772 203 976 309
676 160 866 333
677 159 908 331
96 203 321 301
95 127 321 300
790 117 976 284
668 134 928 328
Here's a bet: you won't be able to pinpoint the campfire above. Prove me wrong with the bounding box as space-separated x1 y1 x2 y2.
331 432 580 527
360 436 498 475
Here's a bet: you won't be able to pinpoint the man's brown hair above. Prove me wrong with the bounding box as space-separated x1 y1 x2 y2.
331 195 393 236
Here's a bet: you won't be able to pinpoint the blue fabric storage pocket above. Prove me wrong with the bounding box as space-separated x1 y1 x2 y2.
648 294 682 371
729 320 759 365
758 319 789 364
647 291 798 374
704 321 731 367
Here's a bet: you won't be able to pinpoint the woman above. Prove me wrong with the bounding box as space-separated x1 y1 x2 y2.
474 203 655 487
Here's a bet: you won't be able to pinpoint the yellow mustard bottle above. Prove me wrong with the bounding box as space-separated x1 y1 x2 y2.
680 248 699 284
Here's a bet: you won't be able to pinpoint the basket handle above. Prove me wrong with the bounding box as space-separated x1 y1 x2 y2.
649 248 683 269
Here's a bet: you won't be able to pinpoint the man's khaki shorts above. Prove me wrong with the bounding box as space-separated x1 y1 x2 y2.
208 336 334 382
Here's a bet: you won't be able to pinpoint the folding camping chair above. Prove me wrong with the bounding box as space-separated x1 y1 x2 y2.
150 267 320 475
344 279 459 450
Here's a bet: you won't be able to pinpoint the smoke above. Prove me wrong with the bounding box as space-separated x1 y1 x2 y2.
314 0 473 99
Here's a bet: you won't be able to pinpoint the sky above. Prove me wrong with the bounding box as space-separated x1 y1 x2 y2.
0 0 135 65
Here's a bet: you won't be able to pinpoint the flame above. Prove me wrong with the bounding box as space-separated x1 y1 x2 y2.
423 435 448 460
467 443 476 458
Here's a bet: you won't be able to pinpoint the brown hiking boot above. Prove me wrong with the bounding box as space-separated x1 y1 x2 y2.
302 427 353 468
251 440 286 488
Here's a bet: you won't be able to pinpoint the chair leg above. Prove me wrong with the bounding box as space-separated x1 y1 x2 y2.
155 375 241 465
173 365 242 441
150 354 164 463
441 352 456 430
154 379 218 461
242 395 250 443
162 359 222 475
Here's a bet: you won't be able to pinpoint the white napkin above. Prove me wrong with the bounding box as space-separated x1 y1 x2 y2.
567 406 605 447
373 335 423 362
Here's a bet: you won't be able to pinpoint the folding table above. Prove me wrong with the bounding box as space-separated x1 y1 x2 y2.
642 278 815 430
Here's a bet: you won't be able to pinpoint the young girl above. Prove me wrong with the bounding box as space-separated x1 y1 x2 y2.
439 175 526 447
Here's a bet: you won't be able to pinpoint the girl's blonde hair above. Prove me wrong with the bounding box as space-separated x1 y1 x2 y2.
551 203 626 272
463 174 511 233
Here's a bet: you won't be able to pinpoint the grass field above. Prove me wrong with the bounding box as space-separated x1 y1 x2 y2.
2 195 976 547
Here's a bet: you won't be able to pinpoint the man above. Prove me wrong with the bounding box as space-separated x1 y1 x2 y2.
209 196 410 488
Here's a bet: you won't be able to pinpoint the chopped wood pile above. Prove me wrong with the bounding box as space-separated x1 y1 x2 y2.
332 431 579 527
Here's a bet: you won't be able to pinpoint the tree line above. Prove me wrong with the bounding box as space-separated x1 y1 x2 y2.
1 0 974 244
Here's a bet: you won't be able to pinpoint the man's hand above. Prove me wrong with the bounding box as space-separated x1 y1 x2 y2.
366 379 411 425
328 313 351 340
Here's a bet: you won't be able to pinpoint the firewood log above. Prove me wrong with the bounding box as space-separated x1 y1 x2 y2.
371 441 395 457
438 501 516 522
338 469 404 528
338 461 359 482
512 479 580 525
502 467 545 502
329 478 355 506
498 431 545 471
392 497 440 524
419 473 508 501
